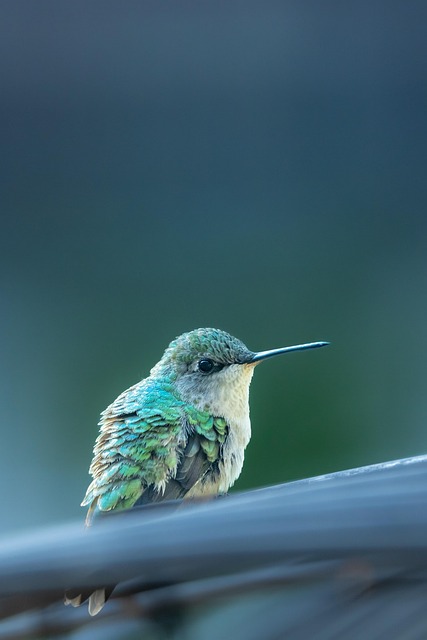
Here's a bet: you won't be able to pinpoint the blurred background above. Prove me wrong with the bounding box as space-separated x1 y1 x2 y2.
1 1 427 534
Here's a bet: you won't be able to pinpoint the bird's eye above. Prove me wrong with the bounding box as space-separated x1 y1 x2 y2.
198 358 215 373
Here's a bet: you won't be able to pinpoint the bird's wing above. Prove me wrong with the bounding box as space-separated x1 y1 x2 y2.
81 381 228 520
137 415 228 504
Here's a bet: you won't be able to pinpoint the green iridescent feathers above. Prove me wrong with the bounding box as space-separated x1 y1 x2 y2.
81 377 229 521
152 328 253 373
187 412 227 463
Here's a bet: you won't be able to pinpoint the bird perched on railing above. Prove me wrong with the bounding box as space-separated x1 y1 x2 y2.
66 327 328 614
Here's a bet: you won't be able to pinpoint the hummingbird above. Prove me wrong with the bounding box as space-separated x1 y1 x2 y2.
70 327 328 614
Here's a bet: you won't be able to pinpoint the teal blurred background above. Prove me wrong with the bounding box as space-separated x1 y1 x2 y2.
1 2 427 534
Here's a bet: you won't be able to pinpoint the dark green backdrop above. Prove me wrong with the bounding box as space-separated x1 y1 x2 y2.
1 1 427 534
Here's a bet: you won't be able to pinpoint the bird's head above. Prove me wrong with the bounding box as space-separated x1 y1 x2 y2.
151 328 328 421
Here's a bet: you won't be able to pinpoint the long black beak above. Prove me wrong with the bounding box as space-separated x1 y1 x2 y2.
249 341 330 363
